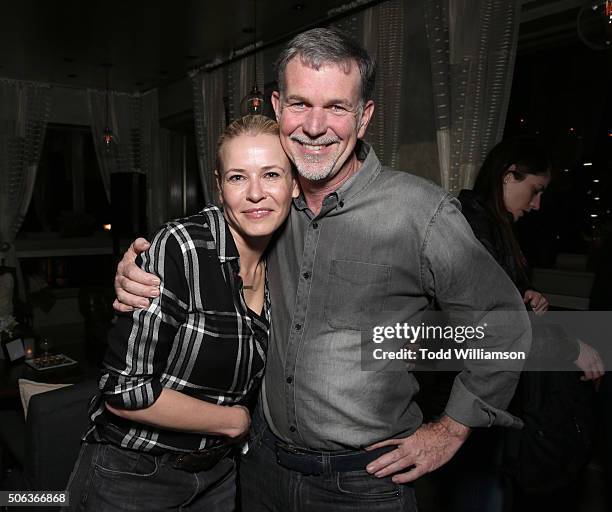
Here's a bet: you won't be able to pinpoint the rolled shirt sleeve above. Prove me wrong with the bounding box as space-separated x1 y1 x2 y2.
421 196 532 428
102 225 189 410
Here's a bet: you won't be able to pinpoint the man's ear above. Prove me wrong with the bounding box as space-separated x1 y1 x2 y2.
271 91 281 122
357 100 375 139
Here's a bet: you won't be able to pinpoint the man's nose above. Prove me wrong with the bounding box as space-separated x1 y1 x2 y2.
302 107 327 138
530 194 541 210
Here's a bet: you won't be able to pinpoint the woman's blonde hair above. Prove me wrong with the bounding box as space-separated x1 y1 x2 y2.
216 115 279 173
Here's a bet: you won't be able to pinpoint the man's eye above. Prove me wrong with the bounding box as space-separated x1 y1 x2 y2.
330 105 347 113
288 102 306 111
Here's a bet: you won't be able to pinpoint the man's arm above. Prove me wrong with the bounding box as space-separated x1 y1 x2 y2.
365 415 470 483
113 237 160 312
106 388 250 438
368 196 529 482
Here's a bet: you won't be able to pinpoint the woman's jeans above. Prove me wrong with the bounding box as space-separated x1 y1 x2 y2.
64 442 236 511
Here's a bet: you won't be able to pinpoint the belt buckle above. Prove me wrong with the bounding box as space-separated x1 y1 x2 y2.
173 445 231 473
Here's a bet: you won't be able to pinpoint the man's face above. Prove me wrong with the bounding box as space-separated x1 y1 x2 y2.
272 58 374 182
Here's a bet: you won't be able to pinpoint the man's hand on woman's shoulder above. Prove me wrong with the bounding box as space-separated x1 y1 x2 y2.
113 237 160 312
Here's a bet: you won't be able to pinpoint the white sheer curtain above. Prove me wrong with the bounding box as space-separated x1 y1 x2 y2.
87 90 143 200
0 80 51 268
359 1 405 170
88 89 161 233
190 67 225 206
330 0 448 184
140 90 163 233
425 0 521 193
191 49 267 207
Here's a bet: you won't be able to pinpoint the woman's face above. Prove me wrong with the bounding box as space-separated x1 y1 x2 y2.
502 167 551 221
217 133 298 244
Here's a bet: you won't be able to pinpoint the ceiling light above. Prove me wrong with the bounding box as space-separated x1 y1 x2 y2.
102 63 115 152
242 0 264 115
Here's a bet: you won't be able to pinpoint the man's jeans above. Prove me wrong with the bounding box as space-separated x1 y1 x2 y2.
238 408 417 512
64 442 236 511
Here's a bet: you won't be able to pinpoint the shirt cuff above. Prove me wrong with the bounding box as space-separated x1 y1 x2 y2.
444 376 523 429
102 377 164 410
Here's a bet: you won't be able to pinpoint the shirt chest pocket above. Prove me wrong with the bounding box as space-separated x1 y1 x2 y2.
324 260 391 330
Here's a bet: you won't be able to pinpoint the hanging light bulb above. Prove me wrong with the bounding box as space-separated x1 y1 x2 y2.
102 63 115 152
241 0 264 115
245 84 264 114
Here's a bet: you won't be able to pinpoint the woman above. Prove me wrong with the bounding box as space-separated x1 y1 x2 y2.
65 115 298 511
459 136 551 312
453 136 603 511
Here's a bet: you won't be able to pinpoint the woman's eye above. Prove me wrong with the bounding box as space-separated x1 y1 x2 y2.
264 171 280 179
227 175 245 182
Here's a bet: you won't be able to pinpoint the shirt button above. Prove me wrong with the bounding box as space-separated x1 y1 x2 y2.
302 271 311 279
295 323 302 331
286 376 293 384
290 426 296 432
312 222 319 229
339 201 344 208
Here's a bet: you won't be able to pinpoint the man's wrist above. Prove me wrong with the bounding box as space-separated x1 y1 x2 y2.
435 415 471 440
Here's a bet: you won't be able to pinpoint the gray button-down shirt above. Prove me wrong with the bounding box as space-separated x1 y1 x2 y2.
262 143 530 450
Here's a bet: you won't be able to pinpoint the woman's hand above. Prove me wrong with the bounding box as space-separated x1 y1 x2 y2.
229 405 252 440
523 289 549 315
574 340 605 382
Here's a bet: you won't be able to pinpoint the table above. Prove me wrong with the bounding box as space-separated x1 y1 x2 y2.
0 342 99 405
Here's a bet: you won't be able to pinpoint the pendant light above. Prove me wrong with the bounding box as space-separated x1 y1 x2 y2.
102 63 115 151
242 0 264 114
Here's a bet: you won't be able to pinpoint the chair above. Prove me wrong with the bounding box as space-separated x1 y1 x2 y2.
23 378 98 492
0 379 97 495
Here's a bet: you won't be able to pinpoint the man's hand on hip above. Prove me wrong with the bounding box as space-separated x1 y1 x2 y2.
113 237 160 312
365 415 470 483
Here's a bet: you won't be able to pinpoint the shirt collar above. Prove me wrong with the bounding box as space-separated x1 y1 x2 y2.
204 206 240 263
292 141 381 212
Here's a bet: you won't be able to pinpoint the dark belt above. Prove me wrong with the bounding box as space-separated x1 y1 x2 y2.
261 427 395 475
168 444 234 473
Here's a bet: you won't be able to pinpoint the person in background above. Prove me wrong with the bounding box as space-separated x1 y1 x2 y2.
446 136 604 512
64 115 298 512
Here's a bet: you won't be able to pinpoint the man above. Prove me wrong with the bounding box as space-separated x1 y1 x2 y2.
114 28 530 511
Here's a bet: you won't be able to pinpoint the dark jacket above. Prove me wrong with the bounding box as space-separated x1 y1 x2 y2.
458 189 531 294
458 190 579 361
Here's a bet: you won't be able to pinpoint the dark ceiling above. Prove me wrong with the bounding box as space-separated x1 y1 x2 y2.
0 0 598 93
0 0 359 92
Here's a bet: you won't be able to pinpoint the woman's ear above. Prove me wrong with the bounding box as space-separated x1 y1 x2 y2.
503 164 518 184
291 176 300 199
214 170 223 204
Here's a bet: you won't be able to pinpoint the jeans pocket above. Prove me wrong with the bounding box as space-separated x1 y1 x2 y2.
94 443 159 478
336 470 402 501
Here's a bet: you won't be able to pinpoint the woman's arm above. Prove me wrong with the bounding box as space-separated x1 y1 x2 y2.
105 388 250 438
102 223 249 439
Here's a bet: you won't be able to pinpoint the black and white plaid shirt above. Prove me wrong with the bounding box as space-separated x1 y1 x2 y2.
85 206 270 454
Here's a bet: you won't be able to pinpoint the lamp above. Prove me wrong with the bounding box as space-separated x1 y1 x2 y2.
242 0 264 114
102 63 115 151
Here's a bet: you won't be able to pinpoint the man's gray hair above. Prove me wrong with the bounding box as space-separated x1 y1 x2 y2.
275 27 376 105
